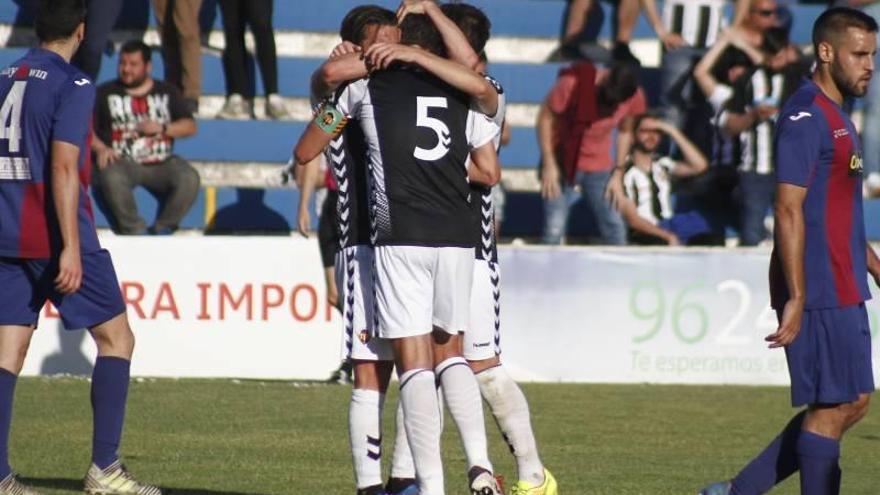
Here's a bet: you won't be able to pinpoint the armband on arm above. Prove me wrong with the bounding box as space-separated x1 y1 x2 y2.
314 102 349 136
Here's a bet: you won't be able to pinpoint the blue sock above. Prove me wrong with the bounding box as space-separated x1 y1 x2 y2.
731 411 805 494
91 357 130 469
0 369 16 479
796 431 840 495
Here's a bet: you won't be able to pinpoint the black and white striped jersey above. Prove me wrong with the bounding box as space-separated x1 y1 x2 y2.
471 74 505 263
623 156 675 225
336 67 500 248
663 0 729 49
311 85 372 249
725 67 785 175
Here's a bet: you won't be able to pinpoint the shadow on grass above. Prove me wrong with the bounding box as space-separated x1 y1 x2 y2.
21 477 270 495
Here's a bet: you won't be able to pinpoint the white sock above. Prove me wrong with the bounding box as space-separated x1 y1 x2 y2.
349 389 385 489
477 365 544 486
390 400 416 479
436 357 492 473
399 369 444 495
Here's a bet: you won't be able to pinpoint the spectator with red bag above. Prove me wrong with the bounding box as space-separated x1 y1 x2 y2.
538 61 645 244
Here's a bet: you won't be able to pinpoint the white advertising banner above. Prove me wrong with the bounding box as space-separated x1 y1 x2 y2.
21 239 880 386
23 235 343 379
497 247 880 385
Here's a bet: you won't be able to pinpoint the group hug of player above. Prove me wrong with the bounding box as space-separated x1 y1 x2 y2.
289 2 558 494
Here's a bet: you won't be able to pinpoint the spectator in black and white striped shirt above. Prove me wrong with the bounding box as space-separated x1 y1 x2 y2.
719 27 806 246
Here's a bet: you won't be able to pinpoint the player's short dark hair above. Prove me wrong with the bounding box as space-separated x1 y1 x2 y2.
400 14 447 58
120 40 152 64
339 5 396 45
598 62 640 115
813 7 878 53
440 3 491 54
35 0 85 43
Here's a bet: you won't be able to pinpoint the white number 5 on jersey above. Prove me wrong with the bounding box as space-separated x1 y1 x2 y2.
414 96 450 161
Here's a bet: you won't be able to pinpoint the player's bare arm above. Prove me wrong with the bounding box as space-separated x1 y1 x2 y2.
766 183 808 348
867 244 880 287
310 51 369 100
51 140 83 294
295 156 320 238
468 141 501 187
365 42 498 116
293 103 348 166
398 0 480 69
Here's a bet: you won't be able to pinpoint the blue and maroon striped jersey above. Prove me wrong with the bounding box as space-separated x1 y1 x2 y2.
770 79 871 310
0 48 100 259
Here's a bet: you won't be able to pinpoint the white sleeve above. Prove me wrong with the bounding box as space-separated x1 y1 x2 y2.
466 108 501 150
623 169 636 200
334 79 368 117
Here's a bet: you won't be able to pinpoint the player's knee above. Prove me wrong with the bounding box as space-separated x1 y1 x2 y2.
848 394 871 425
91 318 135 359
468 355 500 374
0 341 30 376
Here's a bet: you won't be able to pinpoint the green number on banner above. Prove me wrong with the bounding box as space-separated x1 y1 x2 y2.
672 283 708 344
630 282 665 343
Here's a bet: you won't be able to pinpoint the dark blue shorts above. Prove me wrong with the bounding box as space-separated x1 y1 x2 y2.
0 249 126 330
780 303 875 407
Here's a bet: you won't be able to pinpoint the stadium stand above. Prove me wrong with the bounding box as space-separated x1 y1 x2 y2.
3 0 878 239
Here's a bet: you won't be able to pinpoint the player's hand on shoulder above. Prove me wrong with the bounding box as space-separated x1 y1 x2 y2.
331 41 361 59
55 246 82 294
765 298 804 348
366 42 419 70
397 0 437 22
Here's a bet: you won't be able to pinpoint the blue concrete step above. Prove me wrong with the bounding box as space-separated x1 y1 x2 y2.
0 0 824 44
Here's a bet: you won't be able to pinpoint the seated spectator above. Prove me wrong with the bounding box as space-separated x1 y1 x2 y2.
620 112 712 245
719 27 806 246
91 40 200 235
215 0 290 119
538 61 646 245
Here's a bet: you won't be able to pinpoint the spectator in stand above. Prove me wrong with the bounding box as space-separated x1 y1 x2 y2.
538 61 646 245
215 0 290 120
839 0 880 195
151 0 202 114
71 0 124 79
91 40 200 235
637 0 752 133
718 27 806 245
694 27 767 167
620 112 712 246
557 0 642 63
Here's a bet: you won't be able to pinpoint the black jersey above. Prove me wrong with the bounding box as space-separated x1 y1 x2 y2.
337 68 499 248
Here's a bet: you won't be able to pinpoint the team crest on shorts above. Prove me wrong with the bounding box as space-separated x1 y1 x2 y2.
358 329 371 344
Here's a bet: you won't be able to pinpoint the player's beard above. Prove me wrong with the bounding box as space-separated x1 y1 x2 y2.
831 62 868 98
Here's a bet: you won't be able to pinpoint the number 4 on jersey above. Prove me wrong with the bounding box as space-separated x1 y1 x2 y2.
0 81 26 153
415 96 451 161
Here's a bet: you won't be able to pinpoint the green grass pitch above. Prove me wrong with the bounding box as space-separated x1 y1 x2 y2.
6 378 879 494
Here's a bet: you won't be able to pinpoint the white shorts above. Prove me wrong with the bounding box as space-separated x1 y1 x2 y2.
374 245 474 339
464 259 501 361
335 245 393 361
